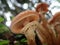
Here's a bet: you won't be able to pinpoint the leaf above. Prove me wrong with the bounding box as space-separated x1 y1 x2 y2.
0 40 9 45
0 23 9 33
10 16 14 20
0 17 4 23
20 38 27 42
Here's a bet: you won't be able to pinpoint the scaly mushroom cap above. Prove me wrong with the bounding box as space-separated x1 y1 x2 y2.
36 3 49 13
10 10 39 34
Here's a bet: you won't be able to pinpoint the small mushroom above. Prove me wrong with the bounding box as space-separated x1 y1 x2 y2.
36 3 56 45
10 10 39 45
35 3 53 45
35 3 49 26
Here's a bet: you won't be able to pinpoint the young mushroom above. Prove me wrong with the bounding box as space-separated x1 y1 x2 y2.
48 12 60 45
35 2 56 45
35 2 49 27
36 2 48 14
10 10 40 45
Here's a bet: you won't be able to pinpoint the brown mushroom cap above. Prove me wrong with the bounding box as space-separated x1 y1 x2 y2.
36 3 49 13
48 12 60 25
10 10 39 34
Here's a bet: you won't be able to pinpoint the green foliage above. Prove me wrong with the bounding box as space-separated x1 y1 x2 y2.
20 38 27 42
0 23 9 33
10 16 14 20
57 0 60 2
0 17 4 23
0 40 9 45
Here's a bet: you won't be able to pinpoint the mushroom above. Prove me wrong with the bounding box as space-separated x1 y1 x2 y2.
35 3 56 45
10 10 40 45
48 12 60 45
10 9 51 45
36 2 48 14
35 2 49 26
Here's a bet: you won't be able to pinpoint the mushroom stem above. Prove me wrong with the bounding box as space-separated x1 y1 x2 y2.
20 21 39 45
35 22 53 45
24 27 36 45
39 13 56 45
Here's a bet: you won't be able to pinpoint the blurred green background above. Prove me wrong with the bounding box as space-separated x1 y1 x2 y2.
0 0 60 45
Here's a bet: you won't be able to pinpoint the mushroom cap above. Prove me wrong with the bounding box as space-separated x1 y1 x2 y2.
48 12 60 25
36 2 49 13
10 10 39 34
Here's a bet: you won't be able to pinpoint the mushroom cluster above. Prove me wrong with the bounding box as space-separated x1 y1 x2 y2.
10 2 60 45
